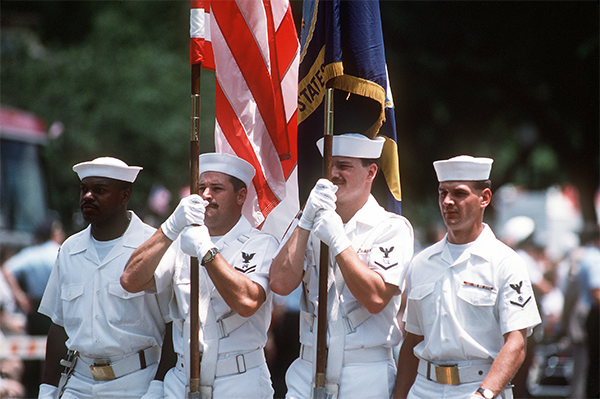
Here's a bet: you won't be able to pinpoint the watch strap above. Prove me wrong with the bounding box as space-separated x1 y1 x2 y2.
201 247 218 265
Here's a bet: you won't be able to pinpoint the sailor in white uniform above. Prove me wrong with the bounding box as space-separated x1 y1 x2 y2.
270 134 414 399
38 157 171 399
394 155 542 399
121 153 278 399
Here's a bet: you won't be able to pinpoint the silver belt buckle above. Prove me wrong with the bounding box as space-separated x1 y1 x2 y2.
89 359 116 381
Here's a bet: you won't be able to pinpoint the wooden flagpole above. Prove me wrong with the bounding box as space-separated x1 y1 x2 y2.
314 87 334 399
188 63 201 399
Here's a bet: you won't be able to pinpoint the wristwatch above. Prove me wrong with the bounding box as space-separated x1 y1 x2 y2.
201 247 218 266
476 387 494 399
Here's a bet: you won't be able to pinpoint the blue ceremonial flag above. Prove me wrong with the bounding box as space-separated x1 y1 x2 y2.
297 0 402 213
378 68 402 214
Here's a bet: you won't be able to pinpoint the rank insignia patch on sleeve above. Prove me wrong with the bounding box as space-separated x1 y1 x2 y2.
235 252 256 274
509 281 531 308
374 247 398 270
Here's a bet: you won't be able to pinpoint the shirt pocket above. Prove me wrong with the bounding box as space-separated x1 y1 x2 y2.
107 281 145 326
61 282 85 328
456 286 498 332
407 282 436 331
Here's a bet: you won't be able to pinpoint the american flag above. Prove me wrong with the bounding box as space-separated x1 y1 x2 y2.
190 0 299 237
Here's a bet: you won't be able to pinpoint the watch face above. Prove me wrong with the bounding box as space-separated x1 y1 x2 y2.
202 248 216 265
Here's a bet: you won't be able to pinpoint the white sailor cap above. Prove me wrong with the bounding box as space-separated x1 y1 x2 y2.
502 216 535 245
73 157 142 183
316 133 385 159
199 153 255 188
433 155 493 182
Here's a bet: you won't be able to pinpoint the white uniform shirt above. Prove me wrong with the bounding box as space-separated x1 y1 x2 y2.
154 216 279 357
301 195 414 349
405 224 542 363
39 212 172 358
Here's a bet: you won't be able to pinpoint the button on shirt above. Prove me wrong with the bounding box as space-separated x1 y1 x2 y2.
405 224 542 363
39 212 172 358
154 216 279 357
301 195 414 349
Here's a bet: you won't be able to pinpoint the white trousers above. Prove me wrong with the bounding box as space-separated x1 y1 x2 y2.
61 364 157 399
284 357 396 399
408 374 514 399
163 363 274 399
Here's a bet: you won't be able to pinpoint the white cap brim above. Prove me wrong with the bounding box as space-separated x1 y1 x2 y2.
199 153 255 188
316 133 385 159
73 157 142 183
433 155 493 182
502 216 535 244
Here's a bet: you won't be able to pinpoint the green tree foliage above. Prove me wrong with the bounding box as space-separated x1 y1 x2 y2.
2 1 216 233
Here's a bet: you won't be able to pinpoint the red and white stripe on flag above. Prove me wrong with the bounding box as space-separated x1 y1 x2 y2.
190 0 299 237
190 0 214 69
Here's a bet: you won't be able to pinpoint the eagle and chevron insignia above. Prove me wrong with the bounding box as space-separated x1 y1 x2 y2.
235 252 256 274
508 281 531 308
374 247 397 270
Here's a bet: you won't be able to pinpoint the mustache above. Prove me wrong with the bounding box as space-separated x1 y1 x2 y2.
331 177 344 185
206 201 218 209
80 202 97 210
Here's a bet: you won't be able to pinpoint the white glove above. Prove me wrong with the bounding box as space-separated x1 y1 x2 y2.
298 179 337 231
313 209 352 256
38 383 58 399
180 225 217 260
140 380 164 399
161 195 208 241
